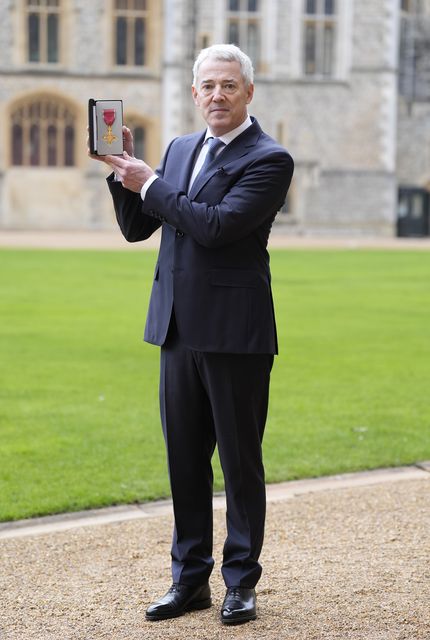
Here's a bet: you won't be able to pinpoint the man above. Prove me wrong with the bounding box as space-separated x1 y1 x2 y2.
89 44 293 625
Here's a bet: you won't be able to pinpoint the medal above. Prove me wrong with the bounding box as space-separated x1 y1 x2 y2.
102 109 117 145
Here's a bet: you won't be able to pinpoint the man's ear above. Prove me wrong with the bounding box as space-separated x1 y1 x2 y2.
192 86 200 106
246 83 254 105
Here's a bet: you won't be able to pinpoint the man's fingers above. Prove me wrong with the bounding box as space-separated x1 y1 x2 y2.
87 149 108 163
121 127 135 157
105 154 127 167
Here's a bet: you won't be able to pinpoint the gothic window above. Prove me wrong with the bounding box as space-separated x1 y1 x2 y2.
26 0 60 63
114 0 148 66
10 97 76 167
303 0 337 77
399 6 430 101
227 0 261 67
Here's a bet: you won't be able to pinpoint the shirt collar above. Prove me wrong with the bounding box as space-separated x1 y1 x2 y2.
205 115 253 147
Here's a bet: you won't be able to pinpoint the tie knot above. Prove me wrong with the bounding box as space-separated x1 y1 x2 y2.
206 137 224 157
188 136 225 194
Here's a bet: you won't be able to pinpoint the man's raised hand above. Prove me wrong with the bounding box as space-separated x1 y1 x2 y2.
106 152 155 193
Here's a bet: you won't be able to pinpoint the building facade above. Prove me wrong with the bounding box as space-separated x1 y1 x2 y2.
397 0 430 236
0 0 429 236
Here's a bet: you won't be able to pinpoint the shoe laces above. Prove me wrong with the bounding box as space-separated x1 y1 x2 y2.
227 587 243 600
168 583 181 594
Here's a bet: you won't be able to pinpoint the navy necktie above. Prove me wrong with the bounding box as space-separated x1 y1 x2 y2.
203 138 225 161
201 137 225 170
190 137 225 195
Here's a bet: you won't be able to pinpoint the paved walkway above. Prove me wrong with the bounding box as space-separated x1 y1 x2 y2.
1 464 429 639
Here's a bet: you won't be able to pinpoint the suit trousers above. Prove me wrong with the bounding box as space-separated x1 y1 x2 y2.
159 315 274 588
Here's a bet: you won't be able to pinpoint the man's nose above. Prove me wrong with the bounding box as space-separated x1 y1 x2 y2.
211 86 225 100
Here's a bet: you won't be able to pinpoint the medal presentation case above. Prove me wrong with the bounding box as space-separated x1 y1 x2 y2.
89 99 123 156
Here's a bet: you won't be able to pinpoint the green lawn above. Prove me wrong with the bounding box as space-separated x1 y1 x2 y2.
0 248 429 522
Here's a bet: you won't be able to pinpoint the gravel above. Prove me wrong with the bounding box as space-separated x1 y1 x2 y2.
1 478 429 640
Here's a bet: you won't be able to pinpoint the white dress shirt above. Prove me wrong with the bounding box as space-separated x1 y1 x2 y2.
140 115 253 202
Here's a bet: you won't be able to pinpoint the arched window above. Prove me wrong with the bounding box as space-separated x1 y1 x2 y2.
65 125 75 166
26 0 61 63
47 124 57 166
30 123 40 166
10 97 76 167
12 124 23 165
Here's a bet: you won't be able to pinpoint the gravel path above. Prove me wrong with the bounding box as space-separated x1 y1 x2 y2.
2 232 429 638
1 476 429 640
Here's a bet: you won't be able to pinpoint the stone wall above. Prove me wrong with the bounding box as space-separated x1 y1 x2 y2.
248 0 399 234
0 0 427 235
397 100 430 188
0 0 162 230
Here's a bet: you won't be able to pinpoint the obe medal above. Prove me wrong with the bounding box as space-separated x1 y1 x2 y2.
102 109 117 145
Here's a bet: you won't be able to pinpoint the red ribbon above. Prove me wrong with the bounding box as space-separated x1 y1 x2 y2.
103 109 116 126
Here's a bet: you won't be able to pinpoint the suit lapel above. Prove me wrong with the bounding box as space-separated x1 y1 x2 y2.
188 119 262 200
177 132 205 193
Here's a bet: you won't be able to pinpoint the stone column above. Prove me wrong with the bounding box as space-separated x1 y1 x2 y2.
162 0 198 148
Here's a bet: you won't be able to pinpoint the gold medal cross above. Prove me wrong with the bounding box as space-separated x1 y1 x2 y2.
103 125 117 145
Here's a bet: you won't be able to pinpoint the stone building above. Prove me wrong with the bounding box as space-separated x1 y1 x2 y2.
0 0 429 236
397 0 430 236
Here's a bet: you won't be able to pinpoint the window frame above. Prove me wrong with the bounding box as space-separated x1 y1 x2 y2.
113 0 149 68
10 96 76 168
25 0 61 65
302 0 338 79
226 0 262 70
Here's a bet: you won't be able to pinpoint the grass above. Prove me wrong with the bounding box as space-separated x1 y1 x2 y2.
0 248 429 521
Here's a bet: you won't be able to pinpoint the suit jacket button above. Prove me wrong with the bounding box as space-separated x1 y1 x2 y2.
175 230 184 238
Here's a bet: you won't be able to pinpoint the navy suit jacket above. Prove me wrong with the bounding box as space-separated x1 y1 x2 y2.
108 118 294 354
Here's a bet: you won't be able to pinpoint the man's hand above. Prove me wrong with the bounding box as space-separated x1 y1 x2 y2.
87 124 154 191
105 152 155 193
86 127 107 164
86 125 135 164
121 126 134 157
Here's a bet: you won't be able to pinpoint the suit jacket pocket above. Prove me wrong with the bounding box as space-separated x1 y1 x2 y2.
209 268 258 289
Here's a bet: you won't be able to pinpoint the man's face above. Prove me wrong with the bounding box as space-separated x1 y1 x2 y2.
192 58 254 137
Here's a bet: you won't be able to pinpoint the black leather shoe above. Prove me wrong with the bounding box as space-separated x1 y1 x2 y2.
220 587 257 625
145 583 211 621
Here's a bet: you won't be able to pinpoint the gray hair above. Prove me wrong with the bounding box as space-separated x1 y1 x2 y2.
192 44 254 88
